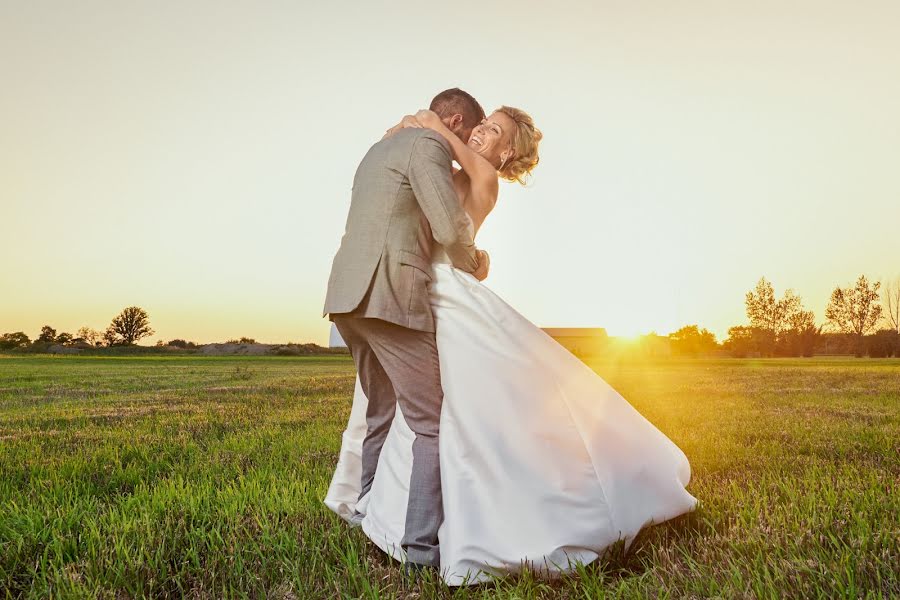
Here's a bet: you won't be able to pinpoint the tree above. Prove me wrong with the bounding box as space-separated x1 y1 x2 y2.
0 332 31 349
76 327 102 346
744 277 815 356
102 325 121 347
107 306 155 345
825 275 883 356
668 325 718 356
782 309 821 357
883 277 900 334
723 325 768 358
787 307 816 332
745 278 779 333
55 332 73 345
37 325 57 343
866 329 899 358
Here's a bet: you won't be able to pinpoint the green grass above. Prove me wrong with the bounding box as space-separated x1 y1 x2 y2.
0 354 897 598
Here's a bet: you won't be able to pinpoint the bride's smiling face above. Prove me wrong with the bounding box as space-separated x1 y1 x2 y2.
468 111 516 167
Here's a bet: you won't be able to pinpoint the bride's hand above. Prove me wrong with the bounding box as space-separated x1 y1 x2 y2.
473 249 490 281
382 114 422 140
400 114 422 129
414 109 442 130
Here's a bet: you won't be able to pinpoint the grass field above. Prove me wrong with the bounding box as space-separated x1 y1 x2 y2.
0 354 897 598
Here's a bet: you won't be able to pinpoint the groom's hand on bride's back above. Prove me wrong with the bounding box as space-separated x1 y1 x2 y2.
473 250 490 281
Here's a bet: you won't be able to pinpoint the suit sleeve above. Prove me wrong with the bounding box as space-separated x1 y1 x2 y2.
408 133 479 273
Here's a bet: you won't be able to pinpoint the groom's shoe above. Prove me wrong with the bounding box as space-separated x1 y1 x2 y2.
348 510 365 528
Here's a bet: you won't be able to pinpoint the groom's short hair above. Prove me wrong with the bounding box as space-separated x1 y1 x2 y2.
430 88 485 132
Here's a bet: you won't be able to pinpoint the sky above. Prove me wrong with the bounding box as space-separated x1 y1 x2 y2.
2 1 899 345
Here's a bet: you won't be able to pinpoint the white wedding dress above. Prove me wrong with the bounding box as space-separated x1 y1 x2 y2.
325 220 697 586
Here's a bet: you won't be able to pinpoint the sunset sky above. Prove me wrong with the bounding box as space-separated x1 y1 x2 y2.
2 1 899 345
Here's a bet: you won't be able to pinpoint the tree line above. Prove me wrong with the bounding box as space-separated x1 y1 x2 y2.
0 306 155 350
3 275 899 358
663 275 900 358
0 305 267 352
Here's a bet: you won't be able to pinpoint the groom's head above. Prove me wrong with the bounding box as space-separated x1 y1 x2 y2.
430 88 485 144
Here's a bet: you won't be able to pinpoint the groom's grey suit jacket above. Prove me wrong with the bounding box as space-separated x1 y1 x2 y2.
323 127 479 332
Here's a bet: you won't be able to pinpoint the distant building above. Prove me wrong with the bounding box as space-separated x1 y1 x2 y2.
542 328 609 356
329 324 348 349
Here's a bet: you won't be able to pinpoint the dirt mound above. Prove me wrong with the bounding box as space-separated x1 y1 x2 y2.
199 343 273 356
198 343 340 356
47 344 81 354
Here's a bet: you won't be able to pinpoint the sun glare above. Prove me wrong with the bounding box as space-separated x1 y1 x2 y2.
603 323 649 340
612 332 644 343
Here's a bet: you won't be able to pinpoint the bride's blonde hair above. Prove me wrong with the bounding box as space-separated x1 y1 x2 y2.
496 106 542 185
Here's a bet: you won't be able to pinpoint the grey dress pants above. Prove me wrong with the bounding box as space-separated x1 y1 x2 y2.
333 315 444 567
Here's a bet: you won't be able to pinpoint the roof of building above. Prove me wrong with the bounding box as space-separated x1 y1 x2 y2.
542 328 608 338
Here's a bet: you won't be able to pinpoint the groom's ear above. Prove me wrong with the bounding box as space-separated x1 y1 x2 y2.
446 113 464 133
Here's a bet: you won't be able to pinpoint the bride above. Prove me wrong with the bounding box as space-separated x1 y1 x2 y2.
325 103 697 586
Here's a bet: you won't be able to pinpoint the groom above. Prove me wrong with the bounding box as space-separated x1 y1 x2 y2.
323 88 488 571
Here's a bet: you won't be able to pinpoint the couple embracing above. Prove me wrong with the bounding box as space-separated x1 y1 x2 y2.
322 87 696 586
